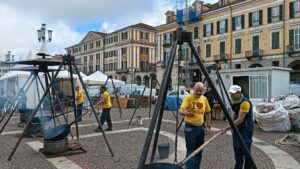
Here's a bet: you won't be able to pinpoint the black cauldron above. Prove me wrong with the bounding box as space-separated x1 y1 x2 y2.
143 163 183 169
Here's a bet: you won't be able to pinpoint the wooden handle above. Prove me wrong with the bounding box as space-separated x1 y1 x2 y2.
179 131 222 166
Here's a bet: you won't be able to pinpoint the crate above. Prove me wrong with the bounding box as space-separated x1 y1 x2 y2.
112 98 128 108
130 96 150 107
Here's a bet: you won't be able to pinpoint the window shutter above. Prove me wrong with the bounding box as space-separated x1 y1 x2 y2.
268 7 272 23
272 32 280 49
232 16 236 31
225 19 228 33
259 10 263 25
279 5 283 21
203 25 206 37
217 21 220 34
211 23 214 35
290 2 295 19
289 29 294 46
249 13 252 27
242 15 245 29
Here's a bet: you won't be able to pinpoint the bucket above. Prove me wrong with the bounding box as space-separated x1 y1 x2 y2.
144 163 182 169
157 143 170 159
137 116 143 126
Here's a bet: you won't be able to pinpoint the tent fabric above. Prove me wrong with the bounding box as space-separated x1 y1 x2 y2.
163 96 183 111
83 71 125 86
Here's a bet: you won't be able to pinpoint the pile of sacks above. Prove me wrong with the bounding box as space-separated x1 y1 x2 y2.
254 95 300 132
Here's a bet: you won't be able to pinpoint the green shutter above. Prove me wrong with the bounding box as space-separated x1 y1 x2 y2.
242 15 245 29
235 39 242 54
206 44 211 58
232 16 236 31
272 32 280 49
225 19 228 33
268 7 272 23
211 23 214 35
279 5 283 21
290 2 295 19
249 13 252 27
289 29 294 46
217 21 220 34
259 10 263 25
203 25 206 37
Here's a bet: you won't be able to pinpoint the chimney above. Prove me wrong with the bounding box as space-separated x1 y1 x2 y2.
165 10 176 24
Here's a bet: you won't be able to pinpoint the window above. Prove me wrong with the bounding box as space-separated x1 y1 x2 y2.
233 15 243 30
84 56 87 62
218 20 226 34
89 43 94 49
141 61 148 71
121 61 127 69
272 7 279 17
89 66 93 72
235 64 241 69
252 35 260 52
122 31 128 40
84 44 87 51
114 35 118 42
204 23 212 37
271 31 280 49
194 27 199 39
295 1 300 13
235 38 242 54
252 11 260 25
293 28 300 50
140 31 148 39
96 65 100 70
269 6 282 23
114 62 118 70
219 41 226 59
121 47 127 55
205 44 211 58
96 40 101 47
272 61 279 67
89 55 93 61
96 53 100 59
141 47 148 54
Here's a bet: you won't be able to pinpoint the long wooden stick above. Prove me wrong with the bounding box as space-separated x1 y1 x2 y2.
179 131 222 166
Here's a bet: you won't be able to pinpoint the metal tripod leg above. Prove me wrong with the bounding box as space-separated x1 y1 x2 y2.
128 85 147 125
108 76 122 118
137 41 177 169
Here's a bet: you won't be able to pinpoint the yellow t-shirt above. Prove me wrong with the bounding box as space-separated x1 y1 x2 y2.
239 101 250 114
101 91 112 109
180 94 211 126
76 90 84 104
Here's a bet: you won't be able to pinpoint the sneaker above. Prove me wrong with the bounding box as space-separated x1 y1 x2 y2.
105 128 112 131
94 128 102 132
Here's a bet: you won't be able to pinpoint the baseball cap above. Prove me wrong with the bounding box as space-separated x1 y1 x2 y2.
228 85 241 93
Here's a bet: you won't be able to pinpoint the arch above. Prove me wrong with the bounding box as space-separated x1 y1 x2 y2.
143 75 149 87
287 60 300 83
121 76 127 83
249 63 263 68
135 76 142 85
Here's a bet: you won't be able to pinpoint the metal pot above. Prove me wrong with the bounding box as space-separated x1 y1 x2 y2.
143 163 183 169
43 124 70 141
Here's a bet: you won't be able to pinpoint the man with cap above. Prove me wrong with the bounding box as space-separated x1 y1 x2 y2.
179 82 211 169
220 85 254 169
95 85 112 132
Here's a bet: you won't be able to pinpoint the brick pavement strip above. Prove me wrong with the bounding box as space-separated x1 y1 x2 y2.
0 108 299 169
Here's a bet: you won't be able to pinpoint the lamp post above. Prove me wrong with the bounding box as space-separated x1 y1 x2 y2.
37 23 53 58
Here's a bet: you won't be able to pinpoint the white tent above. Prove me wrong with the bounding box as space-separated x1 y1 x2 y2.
83 71 125 86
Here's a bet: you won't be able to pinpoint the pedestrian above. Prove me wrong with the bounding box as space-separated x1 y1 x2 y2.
179 82 212 169
204 84 215 112
75 85 84 122
220 85 254 169
94 85 112 132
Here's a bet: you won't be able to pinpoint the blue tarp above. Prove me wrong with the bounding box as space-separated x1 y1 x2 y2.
164 96 183 111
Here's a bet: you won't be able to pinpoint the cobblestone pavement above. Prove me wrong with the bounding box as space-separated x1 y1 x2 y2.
0 106 299 169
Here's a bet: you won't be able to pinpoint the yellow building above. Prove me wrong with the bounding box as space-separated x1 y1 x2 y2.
156 0 300 86
65 23 156 86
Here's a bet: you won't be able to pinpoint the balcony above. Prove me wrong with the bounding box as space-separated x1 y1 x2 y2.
163 39 172 47
286 45 300 56
246 49 263 60
116 68 129 74
135 67 151 72
214 54 229 63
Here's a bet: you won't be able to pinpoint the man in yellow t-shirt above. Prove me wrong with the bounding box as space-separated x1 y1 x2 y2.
179 82 211 169
95 85 112 132
75 85 84 122
220 85 254 169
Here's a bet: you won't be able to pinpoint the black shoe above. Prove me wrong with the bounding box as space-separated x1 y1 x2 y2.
105 128 112 131
94 128 102 132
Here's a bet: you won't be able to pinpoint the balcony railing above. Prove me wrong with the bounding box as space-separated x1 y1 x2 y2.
163 39 172 47
246 49 263 60
213 54 229 63
135 67 151 72
286 45 300 54
116 68 129 74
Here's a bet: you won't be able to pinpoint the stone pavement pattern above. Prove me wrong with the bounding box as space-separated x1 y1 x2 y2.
0 107 298 169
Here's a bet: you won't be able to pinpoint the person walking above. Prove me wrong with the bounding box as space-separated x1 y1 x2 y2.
75 85 84 122
95 85 112 132
179 82 212 169
220 85 254 169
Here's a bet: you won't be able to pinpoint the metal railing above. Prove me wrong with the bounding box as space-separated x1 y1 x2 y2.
246 49 263 58
116 68 129 74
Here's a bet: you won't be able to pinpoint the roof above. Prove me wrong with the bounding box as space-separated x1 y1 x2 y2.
202 0 245 14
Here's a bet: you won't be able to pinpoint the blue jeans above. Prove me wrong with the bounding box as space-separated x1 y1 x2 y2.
184 123 205 169
232 131 253 169
100 108 112 129
76 103 83 121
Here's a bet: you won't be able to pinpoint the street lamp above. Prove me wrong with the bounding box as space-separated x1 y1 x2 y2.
36 23 53 58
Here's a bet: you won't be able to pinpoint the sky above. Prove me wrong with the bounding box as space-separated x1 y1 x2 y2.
0 0 218 61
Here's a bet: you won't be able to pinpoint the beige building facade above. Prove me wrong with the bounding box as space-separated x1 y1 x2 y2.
65 23 156 86
156 0 300 87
